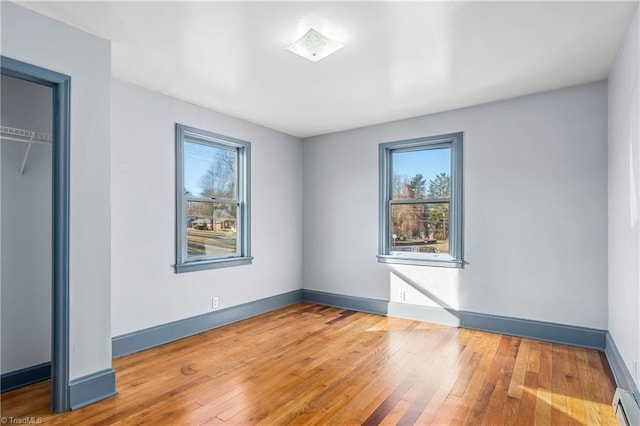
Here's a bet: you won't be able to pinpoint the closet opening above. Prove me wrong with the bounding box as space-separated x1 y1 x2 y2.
1 57 71 413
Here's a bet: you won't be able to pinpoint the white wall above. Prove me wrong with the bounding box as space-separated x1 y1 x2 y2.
1 75 52 374
303 81 608 329
110 79 302 336
608 6 640 388
1 2 112 380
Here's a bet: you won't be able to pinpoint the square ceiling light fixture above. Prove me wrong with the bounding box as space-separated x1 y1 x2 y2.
286 28 343 62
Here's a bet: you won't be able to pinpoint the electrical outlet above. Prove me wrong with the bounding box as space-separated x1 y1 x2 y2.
399 290 406 302
212 297 219 309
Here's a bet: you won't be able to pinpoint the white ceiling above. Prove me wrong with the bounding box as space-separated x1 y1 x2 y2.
19 1 639 138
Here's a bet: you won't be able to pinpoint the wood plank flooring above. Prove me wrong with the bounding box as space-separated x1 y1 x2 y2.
0 303 618 425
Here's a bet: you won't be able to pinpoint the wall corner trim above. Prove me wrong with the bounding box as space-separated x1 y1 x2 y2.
605 331 640 403
69 368 117 410
302 289 606 350
112 290 303 358
1 362 51 393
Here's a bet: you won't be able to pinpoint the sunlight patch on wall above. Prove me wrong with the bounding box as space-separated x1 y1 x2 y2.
388 264 460 311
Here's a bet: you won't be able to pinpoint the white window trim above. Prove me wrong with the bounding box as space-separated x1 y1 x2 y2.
378 132 463 268
175 123 252 273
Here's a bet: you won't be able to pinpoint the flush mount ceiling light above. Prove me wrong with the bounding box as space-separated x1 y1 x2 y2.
286 28 343 62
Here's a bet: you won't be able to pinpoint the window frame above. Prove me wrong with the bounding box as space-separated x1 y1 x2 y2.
175 123 252 273
378 132 463 268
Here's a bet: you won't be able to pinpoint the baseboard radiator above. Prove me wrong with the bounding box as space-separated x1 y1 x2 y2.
613 388 640 426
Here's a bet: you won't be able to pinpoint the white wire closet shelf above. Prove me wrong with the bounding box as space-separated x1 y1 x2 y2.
1 125 52 175
1 125 51 144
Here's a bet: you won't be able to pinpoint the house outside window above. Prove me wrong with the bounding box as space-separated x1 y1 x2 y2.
378 132 463 268
175 124 252 273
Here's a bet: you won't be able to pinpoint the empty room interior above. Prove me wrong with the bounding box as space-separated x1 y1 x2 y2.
1 1 639 424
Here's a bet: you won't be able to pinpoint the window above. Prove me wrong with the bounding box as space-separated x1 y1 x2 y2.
378 133 463 268
175 124 251 273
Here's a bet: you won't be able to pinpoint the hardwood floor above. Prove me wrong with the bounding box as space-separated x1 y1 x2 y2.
1 303 618 425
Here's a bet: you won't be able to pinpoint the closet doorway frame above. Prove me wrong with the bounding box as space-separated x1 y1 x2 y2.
1 56 71 413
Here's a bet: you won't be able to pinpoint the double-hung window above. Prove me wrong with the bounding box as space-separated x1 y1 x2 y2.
378 132 463 268
175 124 251 273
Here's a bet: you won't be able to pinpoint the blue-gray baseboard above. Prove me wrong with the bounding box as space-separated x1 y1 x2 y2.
69 368 117 410
1 362 50 393
459 310 605 350
301 289 388 315
2 364 117 409
301 289 607 350
605 332 640 404
113 288 608 359
112 290 303 358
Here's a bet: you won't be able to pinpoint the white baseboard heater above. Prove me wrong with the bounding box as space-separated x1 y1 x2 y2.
613 388 640 426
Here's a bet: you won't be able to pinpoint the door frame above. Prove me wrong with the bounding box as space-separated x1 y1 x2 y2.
1 56 71 413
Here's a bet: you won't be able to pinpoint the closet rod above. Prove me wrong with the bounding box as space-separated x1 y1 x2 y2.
1 135 51 147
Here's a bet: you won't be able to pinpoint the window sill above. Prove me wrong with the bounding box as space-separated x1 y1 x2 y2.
377 255 463 268
175 256 253 273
